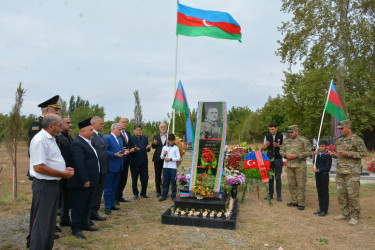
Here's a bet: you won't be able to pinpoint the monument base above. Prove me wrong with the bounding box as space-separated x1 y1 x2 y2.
161 198 238 230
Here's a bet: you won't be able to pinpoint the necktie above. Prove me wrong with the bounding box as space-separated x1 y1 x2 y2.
123 131 128 144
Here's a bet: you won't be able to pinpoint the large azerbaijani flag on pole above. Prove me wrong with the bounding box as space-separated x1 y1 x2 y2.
324 81 348 137
176 3 242 42
172 81 195 143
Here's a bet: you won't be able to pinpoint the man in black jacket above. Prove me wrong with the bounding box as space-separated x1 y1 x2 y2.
90 116 109 221
151 123 167 197
57 116 73 227
68 118 100 239
262 123 284 202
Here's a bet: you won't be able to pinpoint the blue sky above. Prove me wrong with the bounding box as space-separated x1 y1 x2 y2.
0 0 290 122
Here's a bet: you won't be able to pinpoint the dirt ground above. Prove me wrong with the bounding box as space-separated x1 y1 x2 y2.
0 143 375 249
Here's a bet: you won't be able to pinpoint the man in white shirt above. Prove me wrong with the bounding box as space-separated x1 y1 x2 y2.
28 114 74 250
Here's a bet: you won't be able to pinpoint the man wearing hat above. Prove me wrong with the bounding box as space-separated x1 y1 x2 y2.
68 118 100 239
28 95 61 147
280 125 311 210
331 120 367 226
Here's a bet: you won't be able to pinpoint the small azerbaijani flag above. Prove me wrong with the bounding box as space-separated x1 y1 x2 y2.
172 81 195 143
176 3 242 42
324 80 348 137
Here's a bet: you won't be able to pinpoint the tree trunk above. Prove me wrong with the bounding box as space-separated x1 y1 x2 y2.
13 137 17 199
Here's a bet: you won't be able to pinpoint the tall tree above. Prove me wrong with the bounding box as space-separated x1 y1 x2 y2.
277 0 375 146
5 83 26 199
133 90 143 125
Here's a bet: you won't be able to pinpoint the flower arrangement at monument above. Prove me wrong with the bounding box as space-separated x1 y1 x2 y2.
201 148 217 175
368 154 375 173
224 143 250 170
176 172 190 186
224 169 246 186
174 137 186 167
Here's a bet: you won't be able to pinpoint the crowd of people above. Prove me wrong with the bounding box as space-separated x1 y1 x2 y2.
26 95 180 249
26 95 368 249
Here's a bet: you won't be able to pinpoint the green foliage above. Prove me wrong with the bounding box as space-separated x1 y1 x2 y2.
70 105 105 137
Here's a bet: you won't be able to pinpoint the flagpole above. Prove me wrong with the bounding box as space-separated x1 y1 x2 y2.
172 1 180 134
314 80 333 168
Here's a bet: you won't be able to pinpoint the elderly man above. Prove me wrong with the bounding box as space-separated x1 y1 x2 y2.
129 124 151 199
280 125 311 210
331 120 367 226
28 114 74 250
90 116 109 221
151 123 168 197
115 117 132 203
200 106 222 139
68 118 101 239
104 123 128 214
57 116 74 227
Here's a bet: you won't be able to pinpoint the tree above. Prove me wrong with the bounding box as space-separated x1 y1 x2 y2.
277 0 375 147
5 83 26 199
133 90 143 125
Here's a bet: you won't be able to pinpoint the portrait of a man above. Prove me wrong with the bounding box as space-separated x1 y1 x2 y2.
200 104 222 139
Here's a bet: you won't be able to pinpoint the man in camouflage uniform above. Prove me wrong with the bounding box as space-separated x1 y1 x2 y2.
331 120 367 226
200 106 222 139
280 125 311 210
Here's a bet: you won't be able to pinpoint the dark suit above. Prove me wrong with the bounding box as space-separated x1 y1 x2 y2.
129 135 150 196
151 133 167 194
57 131 73 224
104 134 123 208
68 136 100 234
90 132 109 217
115 130 132 201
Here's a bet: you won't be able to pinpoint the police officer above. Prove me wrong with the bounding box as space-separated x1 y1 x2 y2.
280 125 311 210
331 120 367 226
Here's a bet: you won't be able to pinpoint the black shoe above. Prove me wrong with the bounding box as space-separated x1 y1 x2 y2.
141 194 150 198
90 214 107 221
111 206 120 211
313 210 322 215
54 234 60 239
287 202 298 207
55 225 62 232
118 198 130 202
158 197 167 202
105 208 111 215
114 200 120 206
277 197 282 202
89 220 94 226
82 226 99 232
298 205 305 210
318 211 327 217
72 231 86 239
60 221 71 227
134 195 139 200
156 193 161 197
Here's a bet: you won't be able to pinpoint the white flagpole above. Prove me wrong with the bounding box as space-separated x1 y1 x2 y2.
172 1 180 134
314 79 333 168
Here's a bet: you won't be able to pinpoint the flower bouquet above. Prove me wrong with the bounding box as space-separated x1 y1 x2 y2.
175 137 186 167
192 184 211 200
201 148 217 175
368 154 375 173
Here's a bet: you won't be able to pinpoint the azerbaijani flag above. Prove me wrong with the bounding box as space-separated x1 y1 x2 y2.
324 81 348 137
172 81 195 143
177 3 242 42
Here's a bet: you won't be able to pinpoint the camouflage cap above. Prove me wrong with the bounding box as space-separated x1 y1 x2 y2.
287 125 298 132
337 120 350 129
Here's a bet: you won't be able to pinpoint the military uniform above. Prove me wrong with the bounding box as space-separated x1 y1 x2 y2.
335 121 367 220
200 120 222 139
280 125 311 207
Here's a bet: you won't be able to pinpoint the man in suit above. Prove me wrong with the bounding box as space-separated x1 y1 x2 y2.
151 123 167 197
104 123 128 214
115 117 132 203
129 124 151 199
90 116 109 221
57 116 74 227
68 118 100 239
